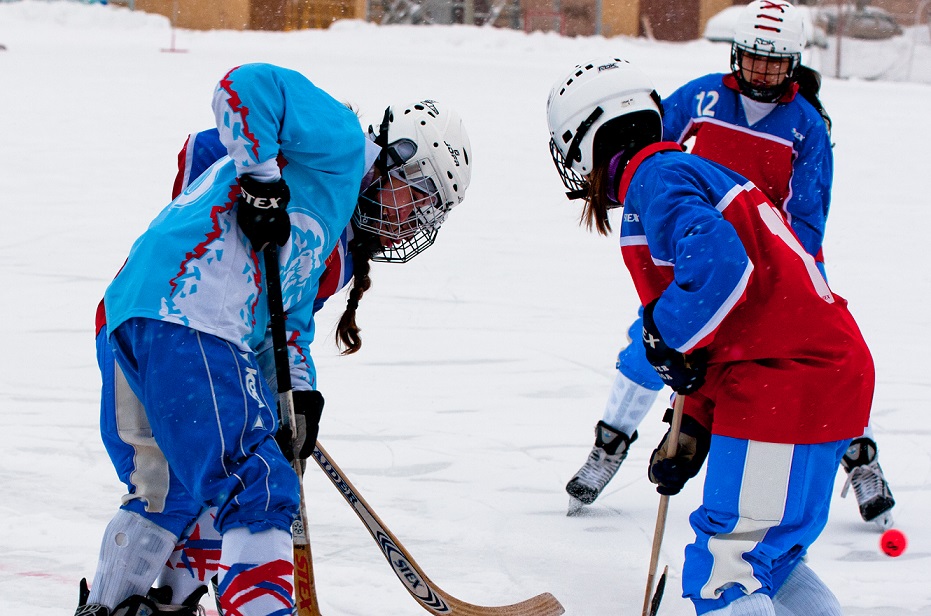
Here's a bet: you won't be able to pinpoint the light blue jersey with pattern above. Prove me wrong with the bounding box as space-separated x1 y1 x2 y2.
104 64 367 390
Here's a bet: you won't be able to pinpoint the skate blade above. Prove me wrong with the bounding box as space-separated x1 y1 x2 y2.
567 497 585 516
873 511 894 531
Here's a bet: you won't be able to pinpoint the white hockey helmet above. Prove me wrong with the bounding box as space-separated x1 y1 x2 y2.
546 58 663 198
731 0 807 101
356 100 472 263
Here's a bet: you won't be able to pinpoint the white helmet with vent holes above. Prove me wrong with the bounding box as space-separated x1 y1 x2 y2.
546 58 663 199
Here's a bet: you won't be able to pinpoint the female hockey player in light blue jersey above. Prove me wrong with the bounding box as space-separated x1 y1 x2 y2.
76 63 472 616
563 0 894 529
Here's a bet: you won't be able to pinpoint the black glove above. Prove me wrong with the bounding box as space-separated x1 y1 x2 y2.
237 174 291 251
641 299 708 395
276 390 324 462
648 408 711 495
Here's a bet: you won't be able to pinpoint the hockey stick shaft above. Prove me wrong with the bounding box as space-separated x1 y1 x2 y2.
641 394 685 616
264 246 322 616
310 441 565 616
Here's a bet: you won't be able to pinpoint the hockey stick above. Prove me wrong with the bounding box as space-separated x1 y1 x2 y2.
641 394 684 616
310 441 566 616
264 246 323 616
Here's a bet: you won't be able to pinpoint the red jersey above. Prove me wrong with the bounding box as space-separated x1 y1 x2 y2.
618 143 872 444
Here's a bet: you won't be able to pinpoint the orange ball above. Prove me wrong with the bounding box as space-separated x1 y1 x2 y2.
880 528 907 557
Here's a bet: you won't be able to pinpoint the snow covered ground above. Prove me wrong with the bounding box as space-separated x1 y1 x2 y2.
1 1 929 614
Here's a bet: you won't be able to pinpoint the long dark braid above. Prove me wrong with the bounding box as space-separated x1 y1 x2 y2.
335 105 398 354
335 222 382 355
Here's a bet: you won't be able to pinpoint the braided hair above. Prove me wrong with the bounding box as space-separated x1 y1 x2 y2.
334 213 384 355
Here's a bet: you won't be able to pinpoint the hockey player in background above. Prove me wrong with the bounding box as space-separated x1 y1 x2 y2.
563 0 895 530
547 57 874 614
76 63 472 616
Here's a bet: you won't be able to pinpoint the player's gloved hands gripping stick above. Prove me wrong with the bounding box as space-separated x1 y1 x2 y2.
238 174 291 251
276 390 325 463
649 407 711 495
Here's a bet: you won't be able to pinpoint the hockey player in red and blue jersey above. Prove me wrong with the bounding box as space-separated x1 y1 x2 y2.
77 63 473 616
547 57 873 615
563 0 894 530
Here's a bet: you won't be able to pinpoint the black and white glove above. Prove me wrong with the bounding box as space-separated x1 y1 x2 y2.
237 174 291 251
642 299 708 395
276 390 324 462
648 408 711 495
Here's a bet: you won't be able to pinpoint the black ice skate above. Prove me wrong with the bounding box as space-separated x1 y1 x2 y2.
566 421 637 512
75 578 208 616
841 437 895 530
74 594 158 616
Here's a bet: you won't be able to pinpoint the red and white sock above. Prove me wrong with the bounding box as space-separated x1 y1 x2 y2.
216 526 294 616
158 508 222 601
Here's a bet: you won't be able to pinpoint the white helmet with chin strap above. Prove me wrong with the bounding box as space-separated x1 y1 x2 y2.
731 0 807 102
356 100 472 263
546 58 663 200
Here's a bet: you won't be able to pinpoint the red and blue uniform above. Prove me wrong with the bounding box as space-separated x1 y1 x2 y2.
618 142 872 612
662 72 833 268
612 72 835 396
619 142 870 443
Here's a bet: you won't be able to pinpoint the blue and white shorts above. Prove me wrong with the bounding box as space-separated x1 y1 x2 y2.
98 317 298 537
683 435 849 614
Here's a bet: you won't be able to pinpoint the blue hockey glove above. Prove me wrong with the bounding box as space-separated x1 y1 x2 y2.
237 174 291 251
641 300 708 395
648 408 711 495
276 390 324 462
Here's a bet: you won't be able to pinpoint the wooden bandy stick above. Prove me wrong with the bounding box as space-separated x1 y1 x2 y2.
264 246 322 616
264 246 561 616
641 394 685 616
311 441 566 616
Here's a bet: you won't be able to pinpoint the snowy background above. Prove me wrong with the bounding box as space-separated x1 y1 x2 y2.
1 1 929 614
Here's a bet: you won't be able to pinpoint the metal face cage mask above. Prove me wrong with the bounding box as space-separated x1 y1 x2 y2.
730 0 805 102
549 106 604 201
549 138 589 201
355 110 449 263
731 45 799 102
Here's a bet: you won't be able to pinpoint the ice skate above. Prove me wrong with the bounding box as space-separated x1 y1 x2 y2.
74 594 157 616
75 579 207 616
567 496 585 516
841 437 895 530
565 421 637 510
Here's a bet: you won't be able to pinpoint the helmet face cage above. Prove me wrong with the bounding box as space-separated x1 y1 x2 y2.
354 155 449 264
731 0 805 102
372 227 439 263
356 101 470 264
548 138 589 200
731 44 800 102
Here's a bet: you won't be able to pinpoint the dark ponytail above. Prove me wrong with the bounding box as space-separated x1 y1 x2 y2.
582 162 614 237
581 109 661 237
